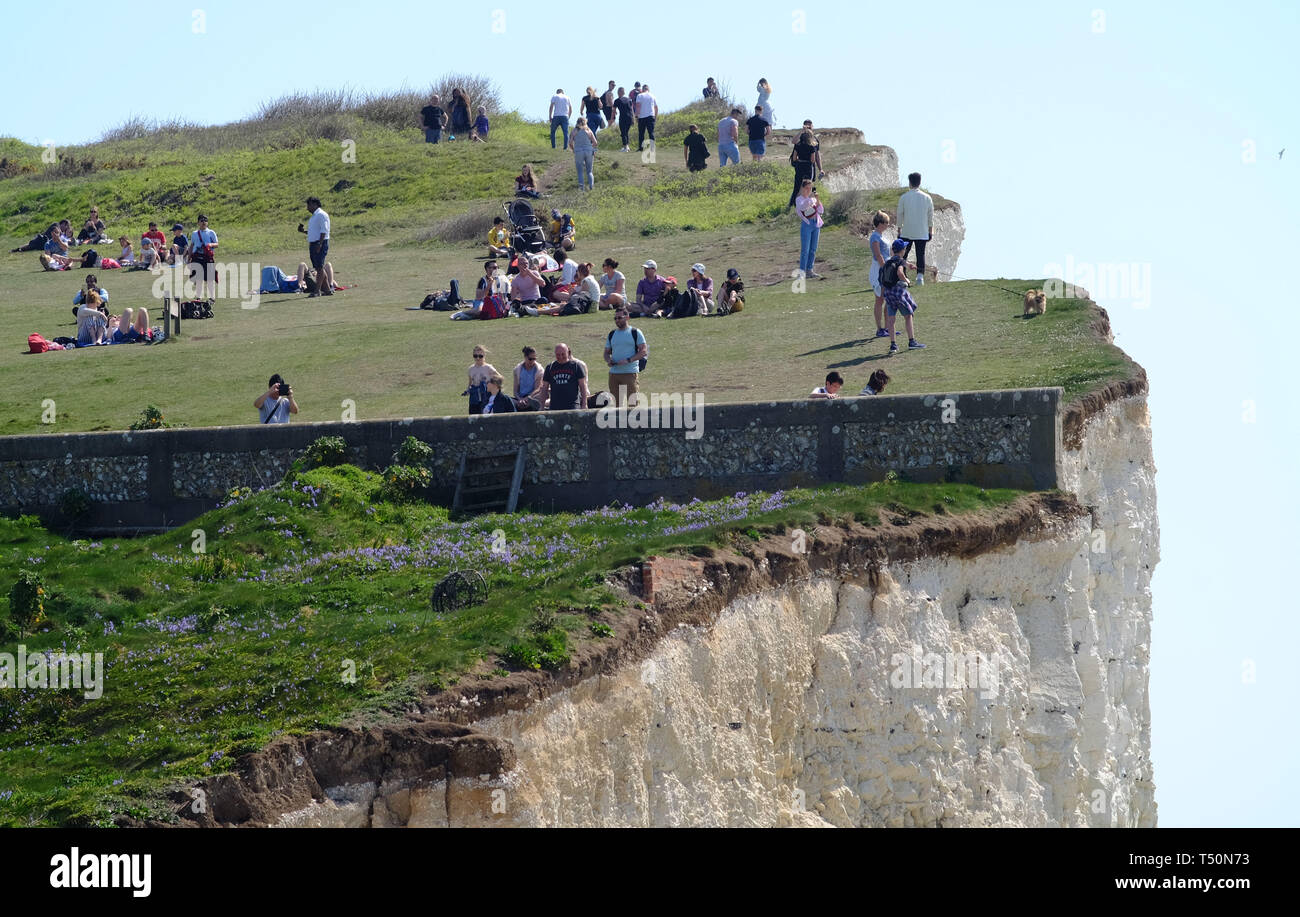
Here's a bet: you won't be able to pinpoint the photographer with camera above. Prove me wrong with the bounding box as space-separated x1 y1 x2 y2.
254 374 299 424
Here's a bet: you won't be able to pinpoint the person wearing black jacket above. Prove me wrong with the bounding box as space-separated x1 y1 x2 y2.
481 374 517 415
787 130 819 209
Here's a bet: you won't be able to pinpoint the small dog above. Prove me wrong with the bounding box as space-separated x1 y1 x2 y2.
1023 289 1047 316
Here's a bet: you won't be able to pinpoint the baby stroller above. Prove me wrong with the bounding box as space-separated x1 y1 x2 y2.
504 200 547 255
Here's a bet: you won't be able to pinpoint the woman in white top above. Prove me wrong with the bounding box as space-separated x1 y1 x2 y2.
794 179 824 278
569 116 597 191
537 262 600 315
599 257 626 309
756 78 775 125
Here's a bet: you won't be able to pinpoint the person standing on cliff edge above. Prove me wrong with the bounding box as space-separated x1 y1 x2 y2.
896 172 934 285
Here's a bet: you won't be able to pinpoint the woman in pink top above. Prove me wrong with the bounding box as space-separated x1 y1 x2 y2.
795 178 824 278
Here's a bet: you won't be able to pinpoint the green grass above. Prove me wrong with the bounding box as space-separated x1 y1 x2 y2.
0 89 1135 826
0 468 1021 825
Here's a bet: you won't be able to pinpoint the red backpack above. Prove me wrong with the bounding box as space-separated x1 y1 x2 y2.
480 295 509 320
27 333 50 353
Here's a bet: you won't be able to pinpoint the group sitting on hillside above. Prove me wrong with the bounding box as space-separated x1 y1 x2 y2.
443 250 743 322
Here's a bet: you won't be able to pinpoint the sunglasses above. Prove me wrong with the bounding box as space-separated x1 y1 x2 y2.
473 353 485 358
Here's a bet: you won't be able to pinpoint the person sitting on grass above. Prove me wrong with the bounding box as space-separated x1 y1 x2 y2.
880 238 926 354
488 217 511 257
685 263 714 315
548 211 576 250
453 260 510 319
718 267 745 315
515 164 540 199
632 259 668 317
294 261 338 295
599 258 626 309
809 371 844 399
11 223 57 253
75 292 109 346
859 369 891 396
72 275 109 315
509 254 548 315
138 236 162 270
536 261 599 315
118 237 135 266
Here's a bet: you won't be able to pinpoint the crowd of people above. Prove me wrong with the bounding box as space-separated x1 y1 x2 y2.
15 75 941 414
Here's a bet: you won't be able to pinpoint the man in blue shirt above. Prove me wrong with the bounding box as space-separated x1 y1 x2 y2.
603 308 648 407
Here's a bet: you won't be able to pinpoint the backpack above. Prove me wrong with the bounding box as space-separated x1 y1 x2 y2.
27 333 49 354
879 256 904 288
567 290 594 313
668 290 699 319
480 295 509 320
80 249 99 268
608 326 647 372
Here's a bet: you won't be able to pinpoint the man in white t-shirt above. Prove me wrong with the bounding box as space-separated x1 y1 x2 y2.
304 196 334 297
635 83 658 151
896 172 935 285
717 108 742 167
549 89 572 149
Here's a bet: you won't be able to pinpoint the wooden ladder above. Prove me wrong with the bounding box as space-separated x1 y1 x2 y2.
451 445 526 516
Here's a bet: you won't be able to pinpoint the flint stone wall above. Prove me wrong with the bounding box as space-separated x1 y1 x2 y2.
0 389 1061 531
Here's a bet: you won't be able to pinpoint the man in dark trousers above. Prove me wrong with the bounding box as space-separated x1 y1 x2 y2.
787 130 820 210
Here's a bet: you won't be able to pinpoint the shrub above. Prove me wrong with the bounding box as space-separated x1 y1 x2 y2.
128 405 169 431
59 488 91 520
197 605 229 634
392 436 434 468
824 188 864 228
589 622 613 637
502 642 541 671
378 465 432 503
298 436 348 471
8 570 46 636
419 208 497 244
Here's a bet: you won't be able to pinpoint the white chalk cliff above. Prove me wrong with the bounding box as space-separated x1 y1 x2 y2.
263 380 1156 828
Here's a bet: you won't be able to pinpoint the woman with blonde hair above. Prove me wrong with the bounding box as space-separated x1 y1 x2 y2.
570 117 597 191
581 86 604 134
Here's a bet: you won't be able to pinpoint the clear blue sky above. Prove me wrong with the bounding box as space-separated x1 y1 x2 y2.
3 0 1297 827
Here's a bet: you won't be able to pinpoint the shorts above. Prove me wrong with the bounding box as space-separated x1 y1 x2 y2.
748 139 766 156
885 287 917 317
869 264 882 297
310 239 329 270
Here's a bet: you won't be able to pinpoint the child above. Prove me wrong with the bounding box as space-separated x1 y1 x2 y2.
718 268 745 316
487 217 511 258
867 211 892 338
859 369 890 396
880 239 925 354
809 371 844 399
474 107 490 141
118 238 135 266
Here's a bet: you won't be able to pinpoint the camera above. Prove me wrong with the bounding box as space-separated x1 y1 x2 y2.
277 382 291 398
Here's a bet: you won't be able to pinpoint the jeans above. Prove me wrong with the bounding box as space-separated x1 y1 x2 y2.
718 141 740 166
424 128 441 144
575 148 595 190
799 221 821 274
550 115 569 149
901 238 928 275
637 116 655 148
619 119 632 147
